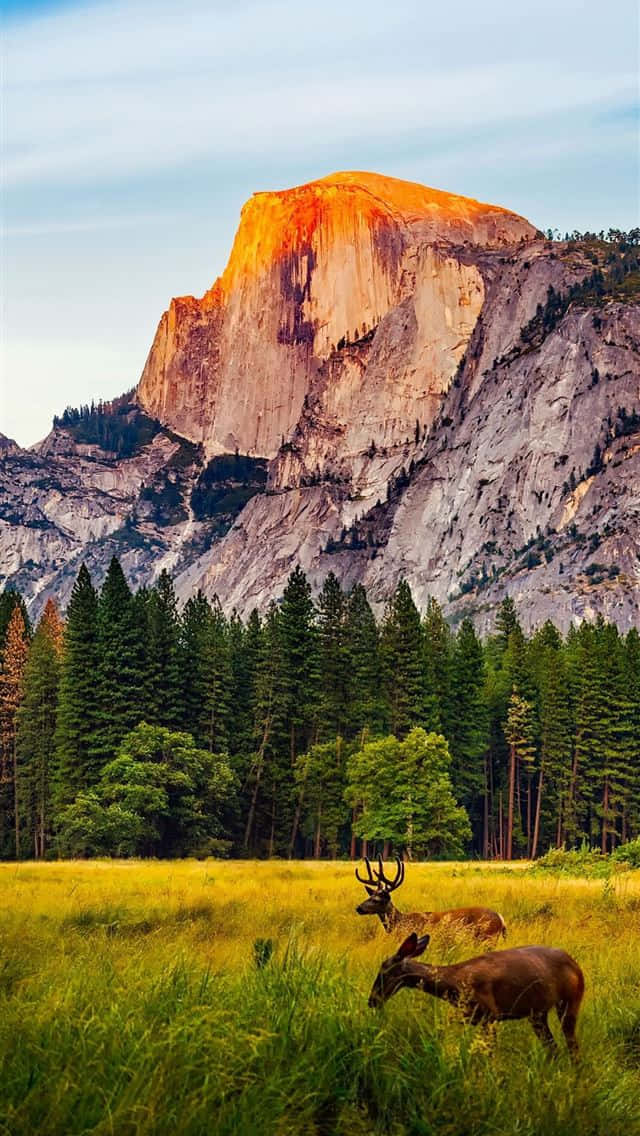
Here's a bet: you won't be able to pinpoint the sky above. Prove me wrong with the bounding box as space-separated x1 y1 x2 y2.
2 0 639 447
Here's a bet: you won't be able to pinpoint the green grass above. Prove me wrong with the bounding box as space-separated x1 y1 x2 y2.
1 861 639 1135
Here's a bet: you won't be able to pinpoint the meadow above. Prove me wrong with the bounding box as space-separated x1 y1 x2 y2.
1 860 639 1136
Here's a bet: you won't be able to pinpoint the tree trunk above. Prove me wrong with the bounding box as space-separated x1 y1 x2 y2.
243 714 271 850
288 778 305 859
382 839 390 860
483 753 489 860
564 747 579 846
13 736 20 861
243 755 263 850
489 749 496 859
506 743 516 860
525 776 531 856
268 790 276 858
350 809 357 860
601 777 609 854
314 802 322 859
531 762 544 860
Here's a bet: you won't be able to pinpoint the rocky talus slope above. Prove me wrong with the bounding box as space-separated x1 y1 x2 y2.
1 172 638 629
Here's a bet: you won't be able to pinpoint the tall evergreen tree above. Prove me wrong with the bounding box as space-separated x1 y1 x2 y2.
344 584 384 737
244 602 289 854
495 595 521 650
380 580 436 737
422 597 454 737
529 635 572 856
504 690 536 858
316 572 349 740
90 557 147 770
178 591 212 742
53 564 99 810
279 568 319 854
146 570 182 728
0 606 29 857
199 597 232 754
16 600 63 858
449 619 488 830
0 589 31 652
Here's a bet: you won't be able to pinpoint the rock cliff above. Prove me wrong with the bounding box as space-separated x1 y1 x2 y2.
2 172 639 631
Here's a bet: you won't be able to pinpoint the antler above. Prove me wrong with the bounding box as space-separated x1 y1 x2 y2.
376 856 405 892
355 857 377 886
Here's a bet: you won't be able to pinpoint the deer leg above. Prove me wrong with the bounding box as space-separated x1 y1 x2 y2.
557 1001 580 1061
530 1012 558 1054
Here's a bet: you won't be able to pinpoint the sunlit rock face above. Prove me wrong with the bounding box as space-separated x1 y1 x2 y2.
137 172 535 459
4 171 639 633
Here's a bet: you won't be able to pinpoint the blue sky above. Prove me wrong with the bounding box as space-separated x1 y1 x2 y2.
2 0 638 446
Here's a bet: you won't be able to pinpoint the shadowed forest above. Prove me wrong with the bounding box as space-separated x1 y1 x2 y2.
1 560 638 863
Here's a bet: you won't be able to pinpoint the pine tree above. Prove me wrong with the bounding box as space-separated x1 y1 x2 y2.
422 597 454 736
199 597 232 754
624 629 640 839
53 564 99 809
16 600 63 857
344 584 384 737
316 572 349 739
90 557 147 770
504 690 536 858
531 638 571 856
495 595 520 651
380 580 436 736
178 591 212 742
228 609 261 759
0 589 31 652
449 619 488 827
279 568 319 854
146 570 182 728
0 606 29 857
243 602 288 854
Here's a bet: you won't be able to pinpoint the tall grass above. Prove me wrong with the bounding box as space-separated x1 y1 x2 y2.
1 861 639 1135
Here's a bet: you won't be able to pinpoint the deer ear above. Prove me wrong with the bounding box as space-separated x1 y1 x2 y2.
412 934 430 957
396 932 419 959
364 884 377 896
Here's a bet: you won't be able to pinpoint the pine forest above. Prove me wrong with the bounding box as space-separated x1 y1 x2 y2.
0 559 638 863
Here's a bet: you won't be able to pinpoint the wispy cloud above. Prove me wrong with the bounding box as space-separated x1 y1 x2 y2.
2 0 638 446
4 0 638 189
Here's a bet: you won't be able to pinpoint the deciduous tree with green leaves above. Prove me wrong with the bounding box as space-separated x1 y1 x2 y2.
345 728 470 858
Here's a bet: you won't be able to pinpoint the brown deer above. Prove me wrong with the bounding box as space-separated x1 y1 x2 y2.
368 932 584 1057
355 857 506 940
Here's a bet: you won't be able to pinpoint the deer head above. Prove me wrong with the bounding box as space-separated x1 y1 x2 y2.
368 931 430 1007
355 856 404 917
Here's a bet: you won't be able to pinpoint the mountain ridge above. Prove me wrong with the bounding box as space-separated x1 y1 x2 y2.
1 172 638 631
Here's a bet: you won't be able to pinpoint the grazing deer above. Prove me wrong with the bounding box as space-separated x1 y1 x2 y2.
367 932 584 1057
355 857 506 940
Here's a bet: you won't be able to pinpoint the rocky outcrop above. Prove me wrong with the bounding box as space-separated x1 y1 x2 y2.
2 172 638 632
169 229 640 633
137 172 535 459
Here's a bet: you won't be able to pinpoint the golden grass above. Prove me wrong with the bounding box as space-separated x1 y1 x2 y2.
1 860 639 1135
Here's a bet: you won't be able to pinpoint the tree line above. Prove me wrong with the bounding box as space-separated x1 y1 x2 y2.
0 560 638 861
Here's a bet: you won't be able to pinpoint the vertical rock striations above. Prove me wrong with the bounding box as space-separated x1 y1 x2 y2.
137 172 535 459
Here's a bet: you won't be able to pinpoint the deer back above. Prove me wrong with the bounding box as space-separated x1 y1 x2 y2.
434 946 584 1020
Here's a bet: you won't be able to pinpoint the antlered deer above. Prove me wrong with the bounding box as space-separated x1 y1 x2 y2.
355 857 506 941
368 932 584 1057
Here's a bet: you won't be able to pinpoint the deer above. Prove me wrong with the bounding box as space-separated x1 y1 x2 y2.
367 931 584 1058
355 857 506 941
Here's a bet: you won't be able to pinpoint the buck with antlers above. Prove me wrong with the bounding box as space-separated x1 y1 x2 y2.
368 931 584 1058
355 858 506 940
